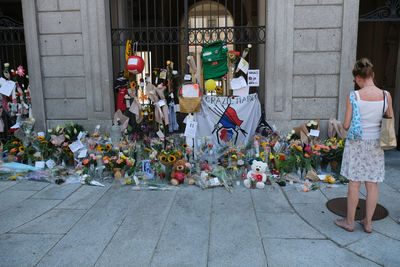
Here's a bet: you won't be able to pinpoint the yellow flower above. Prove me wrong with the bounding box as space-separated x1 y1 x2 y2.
145 147 151 152
37 136 45 140
160 155 167 163
106 144 112 150
12 141 19 145
182 144 188 149
261 142 268 147
167 155 176 163
19 146 25 153
339 139 344 147
97 145 103 152
231 154 237 159
41 140 48 144
121 155 127 160
269 153 274 160
130 81 137 89
125 178 132 185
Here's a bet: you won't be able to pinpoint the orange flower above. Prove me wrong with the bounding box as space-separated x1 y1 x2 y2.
305 153 310 158
83 159 90 165
10 148 17 153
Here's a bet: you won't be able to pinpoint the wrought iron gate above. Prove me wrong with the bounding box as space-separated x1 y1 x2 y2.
110 0 265 77
0 13 26 71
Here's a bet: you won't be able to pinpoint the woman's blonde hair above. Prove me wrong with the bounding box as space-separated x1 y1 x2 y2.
352 58 374 78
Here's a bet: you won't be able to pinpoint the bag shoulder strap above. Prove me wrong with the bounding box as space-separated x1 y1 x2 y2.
382 90 386 116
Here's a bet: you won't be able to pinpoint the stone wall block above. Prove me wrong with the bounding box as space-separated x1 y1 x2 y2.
38 11 82 34
40 35 61 56
41 56 84 77
294 30 316 51
319 0 343 4
293 52 340 75
294 6 342 28
317 29 341 51
316 75 339 96
292 98 337 119
43 77 86 99
293 76 315 97
36 0 58 11
61 34 83 55
45 99 87 119
58 0 80 10
295 0 318 4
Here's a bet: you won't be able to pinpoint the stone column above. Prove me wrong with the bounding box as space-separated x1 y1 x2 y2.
264 0 294 130
257 0 266 106
338 0 359 121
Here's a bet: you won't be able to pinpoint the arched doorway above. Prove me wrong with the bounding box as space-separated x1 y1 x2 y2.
357 0 400 137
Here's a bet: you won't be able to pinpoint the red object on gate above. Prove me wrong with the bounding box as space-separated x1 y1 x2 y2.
126 55 145 74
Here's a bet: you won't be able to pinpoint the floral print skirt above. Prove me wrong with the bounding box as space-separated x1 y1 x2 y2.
340 139 385 182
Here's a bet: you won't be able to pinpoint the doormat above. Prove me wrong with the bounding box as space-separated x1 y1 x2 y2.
326 197 388 221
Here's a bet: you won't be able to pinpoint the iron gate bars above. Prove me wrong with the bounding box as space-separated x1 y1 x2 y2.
110 0 265 74
359 0 400 22
0 13 26 69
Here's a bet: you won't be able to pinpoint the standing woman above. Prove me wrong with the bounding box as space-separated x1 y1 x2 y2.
334 58 394 233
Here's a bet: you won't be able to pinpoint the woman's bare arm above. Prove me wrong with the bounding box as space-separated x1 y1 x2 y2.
343 93 352 131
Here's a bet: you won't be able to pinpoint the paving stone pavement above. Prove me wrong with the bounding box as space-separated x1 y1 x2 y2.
0 150 399 267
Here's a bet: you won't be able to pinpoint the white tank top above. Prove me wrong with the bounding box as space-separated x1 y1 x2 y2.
355 91 388 140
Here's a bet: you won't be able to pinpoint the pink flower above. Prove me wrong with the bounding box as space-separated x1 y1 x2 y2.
331 145 338 150
304 144 311 152
116 159 121 164
103 159 109 164
185 162 191 168
132 134 138 140
62 142 68 147
16 66 25 77
146 138 151 144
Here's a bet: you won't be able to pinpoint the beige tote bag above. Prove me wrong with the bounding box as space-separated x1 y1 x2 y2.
380 91 397 150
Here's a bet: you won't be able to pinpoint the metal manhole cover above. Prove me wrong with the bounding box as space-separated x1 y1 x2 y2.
326 197 388 221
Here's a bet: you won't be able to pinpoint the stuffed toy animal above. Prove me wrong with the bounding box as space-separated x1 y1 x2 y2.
244 160 268 189
170 158 194 186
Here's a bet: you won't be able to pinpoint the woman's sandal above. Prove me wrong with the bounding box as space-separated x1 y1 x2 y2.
359 219 373 233
334 218 354 232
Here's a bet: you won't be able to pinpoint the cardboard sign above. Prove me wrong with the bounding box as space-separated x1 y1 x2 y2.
248 69 260 87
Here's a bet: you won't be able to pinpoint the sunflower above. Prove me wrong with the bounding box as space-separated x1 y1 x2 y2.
182 143 188 149
215 86 223 96
167 155 176 163
130 81 137 89
145 147 151 152
12 141 19 145
106 144 112 150
177 150 182 157
100 146 105 152
97 145 103 152
160 155 167 163
19 146 25 153
148 113 154 121
41 140 48 144
37 136 45 140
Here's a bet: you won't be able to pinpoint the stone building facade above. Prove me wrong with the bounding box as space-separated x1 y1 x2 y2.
16 0 399 135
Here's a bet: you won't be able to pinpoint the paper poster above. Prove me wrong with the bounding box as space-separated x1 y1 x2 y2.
310 129 320 137
248 69 260 87
69 140 84 153
230 76 247 90
184 74 192 81
237 58 249 74
0 80 16 97
184 121 198 139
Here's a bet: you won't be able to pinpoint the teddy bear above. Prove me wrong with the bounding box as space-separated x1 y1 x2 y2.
170 158 194 186
244 160 269 189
